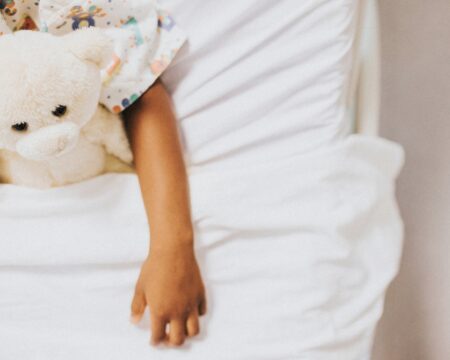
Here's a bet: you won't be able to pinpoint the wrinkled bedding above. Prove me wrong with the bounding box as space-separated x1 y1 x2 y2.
0 136 404 360
0 0 405 359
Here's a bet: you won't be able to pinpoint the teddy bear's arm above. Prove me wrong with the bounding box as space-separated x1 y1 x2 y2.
82 106 133 164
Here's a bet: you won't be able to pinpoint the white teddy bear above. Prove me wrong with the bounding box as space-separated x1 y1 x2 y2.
0 29 133 188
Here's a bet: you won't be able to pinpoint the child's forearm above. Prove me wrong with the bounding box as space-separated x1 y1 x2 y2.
123 81 206 347
124 80 193 251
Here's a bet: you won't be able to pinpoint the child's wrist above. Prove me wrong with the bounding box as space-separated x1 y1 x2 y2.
148 228 194 254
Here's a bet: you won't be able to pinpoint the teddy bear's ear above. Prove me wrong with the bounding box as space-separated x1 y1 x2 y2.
64 28 113 67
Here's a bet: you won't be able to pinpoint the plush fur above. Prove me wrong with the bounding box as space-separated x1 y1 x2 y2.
0 29 133 188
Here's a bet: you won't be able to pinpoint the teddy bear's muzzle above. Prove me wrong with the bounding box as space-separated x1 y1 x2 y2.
16 122 80 161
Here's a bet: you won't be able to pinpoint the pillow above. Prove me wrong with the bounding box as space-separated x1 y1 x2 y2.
161 0 361 169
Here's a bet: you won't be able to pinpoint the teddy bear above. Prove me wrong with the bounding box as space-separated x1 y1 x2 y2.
0 28 133 188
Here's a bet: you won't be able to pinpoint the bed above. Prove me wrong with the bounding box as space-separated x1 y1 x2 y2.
0 1 404 359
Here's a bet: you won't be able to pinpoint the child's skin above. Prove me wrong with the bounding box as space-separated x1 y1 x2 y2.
123 80 207 347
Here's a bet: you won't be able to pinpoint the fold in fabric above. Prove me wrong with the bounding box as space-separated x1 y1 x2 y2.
0 134 404 359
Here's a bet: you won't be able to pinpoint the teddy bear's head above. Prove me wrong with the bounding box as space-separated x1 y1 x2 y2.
0 28 112 161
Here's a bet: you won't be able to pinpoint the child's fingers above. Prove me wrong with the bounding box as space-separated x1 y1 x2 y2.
130 289 146 324
150 314 167 345
186 309 200 337
168 318 186 346
198 296 207 316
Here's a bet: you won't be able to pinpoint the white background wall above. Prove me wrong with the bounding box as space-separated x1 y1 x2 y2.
372 1 450 359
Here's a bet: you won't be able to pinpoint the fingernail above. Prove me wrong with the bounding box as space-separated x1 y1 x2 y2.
149 339 159 347
130 314 141 324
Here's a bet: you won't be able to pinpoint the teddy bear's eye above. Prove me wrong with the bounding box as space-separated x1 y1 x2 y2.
52 105 67 117
11 122 29 132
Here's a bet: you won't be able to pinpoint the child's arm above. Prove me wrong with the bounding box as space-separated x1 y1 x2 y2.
123 80 206 347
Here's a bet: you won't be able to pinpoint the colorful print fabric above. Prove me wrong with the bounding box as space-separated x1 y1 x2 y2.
0 0 186 113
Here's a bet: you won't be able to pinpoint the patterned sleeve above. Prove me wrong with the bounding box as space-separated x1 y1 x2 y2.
40 0 186 113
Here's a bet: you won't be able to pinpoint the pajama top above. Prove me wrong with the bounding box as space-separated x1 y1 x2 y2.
0 0 186 113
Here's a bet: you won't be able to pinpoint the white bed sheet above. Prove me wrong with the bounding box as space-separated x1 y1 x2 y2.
161 0 362 170
0 0 405 359
0 136 403 360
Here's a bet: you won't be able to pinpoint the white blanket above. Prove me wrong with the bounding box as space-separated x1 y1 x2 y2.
0 0 404 358
0 135 403 359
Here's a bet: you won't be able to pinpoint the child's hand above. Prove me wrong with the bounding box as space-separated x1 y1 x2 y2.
131 243 207 347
